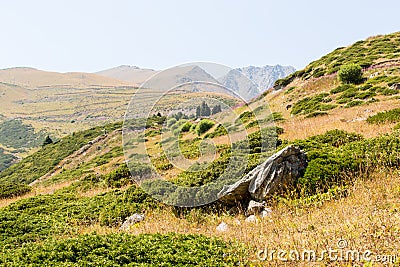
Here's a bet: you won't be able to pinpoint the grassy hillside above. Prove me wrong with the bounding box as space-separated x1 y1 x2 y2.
254 32 400 142
0 125 398 265
0 122 122 184
275 31 400 85
0 32 399 265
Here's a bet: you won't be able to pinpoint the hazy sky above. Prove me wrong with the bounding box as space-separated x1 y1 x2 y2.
1 0 399 72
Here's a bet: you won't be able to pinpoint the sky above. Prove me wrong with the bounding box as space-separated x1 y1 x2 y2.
1 0 399 73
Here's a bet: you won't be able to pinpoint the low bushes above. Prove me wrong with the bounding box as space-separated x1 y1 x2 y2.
366 108 400 124
0 233 245 266
196 119 215 135
291 93 334 115
0 183 31 199
205 124 228 138
292 130 400 195
0 184 156 248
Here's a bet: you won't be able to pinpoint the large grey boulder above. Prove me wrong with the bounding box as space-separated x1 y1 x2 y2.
218 145 307 204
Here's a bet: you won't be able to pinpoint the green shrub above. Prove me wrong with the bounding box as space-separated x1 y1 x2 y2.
236 111 255 124
344 100 364 108
196 119 215 135
337 86 359 99
205 124 228 138
0 184 155 247
292 130 400 195
305 112 328 118
0 233 246 266
145 129 161 137
291 93 333 115
180 121 192 133
266 112 285 122
308 129 364 148
285 86 296 94
379 88 399 96
337 98 352 104
356 91 376 99
274 75 296 88
366 108 400 124
319 104 337 111
338 64 363 84
104 164 131 188
166 118 177 127
0 183 31 199
358 84 372 91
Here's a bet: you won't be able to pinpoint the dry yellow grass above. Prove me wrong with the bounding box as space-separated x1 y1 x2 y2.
262 80 400 140
278 99 399 140
70 170 400 266
0 180 75 208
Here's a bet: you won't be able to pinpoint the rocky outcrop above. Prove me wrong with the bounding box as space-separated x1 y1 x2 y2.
219 65 296 99
218 145 307 204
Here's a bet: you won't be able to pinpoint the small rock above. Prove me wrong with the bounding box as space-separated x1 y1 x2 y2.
216 222 228 232
390 83 400 90
245 215 258 223
247 200 265 215
120 213 145 231
261 208 272 218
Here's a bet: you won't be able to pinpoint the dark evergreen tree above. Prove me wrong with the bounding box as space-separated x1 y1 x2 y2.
42 135 53 146
196 106 201 118
200 101 211 116
212 104 222 115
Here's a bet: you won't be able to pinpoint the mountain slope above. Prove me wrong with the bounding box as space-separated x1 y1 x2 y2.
0 68 137 140
0 67 128 88
219 65 295 97
97 64 296 100
253 32 400 141
0 32 400 266
274 31 400 87
96 65 157 85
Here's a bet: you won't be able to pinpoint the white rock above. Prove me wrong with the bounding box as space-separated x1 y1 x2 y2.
216 222 229 232
120 213 145 231
261 208 272 218
247 200 265 215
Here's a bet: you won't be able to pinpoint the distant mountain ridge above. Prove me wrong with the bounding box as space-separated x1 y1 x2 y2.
96 65 157 86
0 67 128 88
235 65 296 91
97 64 296 99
